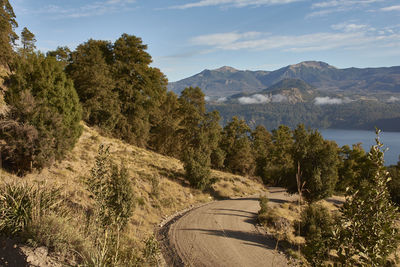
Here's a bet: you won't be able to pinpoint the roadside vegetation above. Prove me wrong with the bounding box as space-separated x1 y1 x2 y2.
258 131 400 266
1 0 400 266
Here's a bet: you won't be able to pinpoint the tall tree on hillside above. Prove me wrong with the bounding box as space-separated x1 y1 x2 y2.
47 46 71 65
176 87 206 156
67 39 120 133
20 27 36 53
149 91 181 157
0 0 18 66
288 124 339 202
67 34 168 147
220 116 254 175
265 125 294 185
113 34 167 147
251 125 272 182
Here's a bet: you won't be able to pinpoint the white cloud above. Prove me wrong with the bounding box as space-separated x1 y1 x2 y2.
217 97 227 102
381 5 400 11
312 0 381 9
170 0 302 9
314 96 352 105
238 94 287 104
239 94 270 104
388 96 400 102
24 0 137 18
308 0 382 17
190 30 400 53
271 94 288 102
331 22 368 32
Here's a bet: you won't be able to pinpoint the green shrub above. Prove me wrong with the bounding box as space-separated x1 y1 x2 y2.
300 203 334 266
86 144 134 229
183 147 212 190
2 52 82 174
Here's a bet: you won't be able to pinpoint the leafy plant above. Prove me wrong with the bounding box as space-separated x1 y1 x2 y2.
333 130 400 266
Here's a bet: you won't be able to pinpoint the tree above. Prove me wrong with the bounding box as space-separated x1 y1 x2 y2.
67 34 168 147
336 143 369 193
2 52 82 174
67 39 120 133
47 46 71 64
113 34 167 147
0 0 18 66
265 125 294 185
220 116 254 175
149 91 181 157
289 124 339 202
20 27 36 53
183 146 212 190
251 125 272 182
333 130 400 266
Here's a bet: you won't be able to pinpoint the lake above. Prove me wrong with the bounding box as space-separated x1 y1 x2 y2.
320 129 400 166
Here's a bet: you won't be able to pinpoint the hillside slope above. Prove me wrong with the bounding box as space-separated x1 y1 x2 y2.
0 123 267 265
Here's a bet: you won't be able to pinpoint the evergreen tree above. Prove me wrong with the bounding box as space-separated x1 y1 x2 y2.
289 124 339 202
20 27 36 53
336 143 369 193
0 0 18 66
149 91 181 157
47 46 71 65
220 116 254 175
176 87 207 157
113 34 167 147
2 53 82 174
251 125 272 182
334 130 400 266
266 125 294 185
67 39 120 133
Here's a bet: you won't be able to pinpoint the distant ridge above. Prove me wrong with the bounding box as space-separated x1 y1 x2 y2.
168 61 400 98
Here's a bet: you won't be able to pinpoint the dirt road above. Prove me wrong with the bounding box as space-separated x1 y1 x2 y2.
167 187 296 267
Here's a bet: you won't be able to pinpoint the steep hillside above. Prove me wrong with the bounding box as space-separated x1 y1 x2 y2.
0 123 267 265
169 61 400 98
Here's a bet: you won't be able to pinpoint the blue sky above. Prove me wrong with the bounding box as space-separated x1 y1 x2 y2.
10 0 400 81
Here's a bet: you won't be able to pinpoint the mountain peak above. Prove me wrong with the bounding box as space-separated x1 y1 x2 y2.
214 66 239 73
289 61 336 70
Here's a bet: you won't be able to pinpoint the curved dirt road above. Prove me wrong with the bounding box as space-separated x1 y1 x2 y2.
168 187 296 267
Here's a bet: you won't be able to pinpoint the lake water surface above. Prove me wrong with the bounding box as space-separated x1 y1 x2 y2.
320 129 400 166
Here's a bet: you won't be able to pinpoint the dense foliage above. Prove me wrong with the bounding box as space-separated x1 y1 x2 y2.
333 132 400 266
67 35 168 147
0 0 18 66
209 101 400 131
1 52 82 174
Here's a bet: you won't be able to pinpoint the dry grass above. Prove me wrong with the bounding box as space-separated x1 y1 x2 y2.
0 123 267 261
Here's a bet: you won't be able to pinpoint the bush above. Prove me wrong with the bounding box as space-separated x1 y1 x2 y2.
183 147 212 190
333 132 400 266
84 144 135 266
86 144 134 229
300 203 334 266
2 52 82 174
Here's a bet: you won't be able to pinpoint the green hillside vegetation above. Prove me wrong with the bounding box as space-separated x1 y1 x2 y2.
1 1 400 266
209 101 400 131
0 124 265 265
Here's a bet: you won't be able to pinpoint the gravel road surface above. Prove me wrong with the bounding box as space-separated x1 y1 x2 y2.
168 187 295 267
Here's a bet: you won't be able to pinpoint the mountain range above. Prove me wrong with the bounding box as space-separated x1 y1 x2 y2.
168 61 400 98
